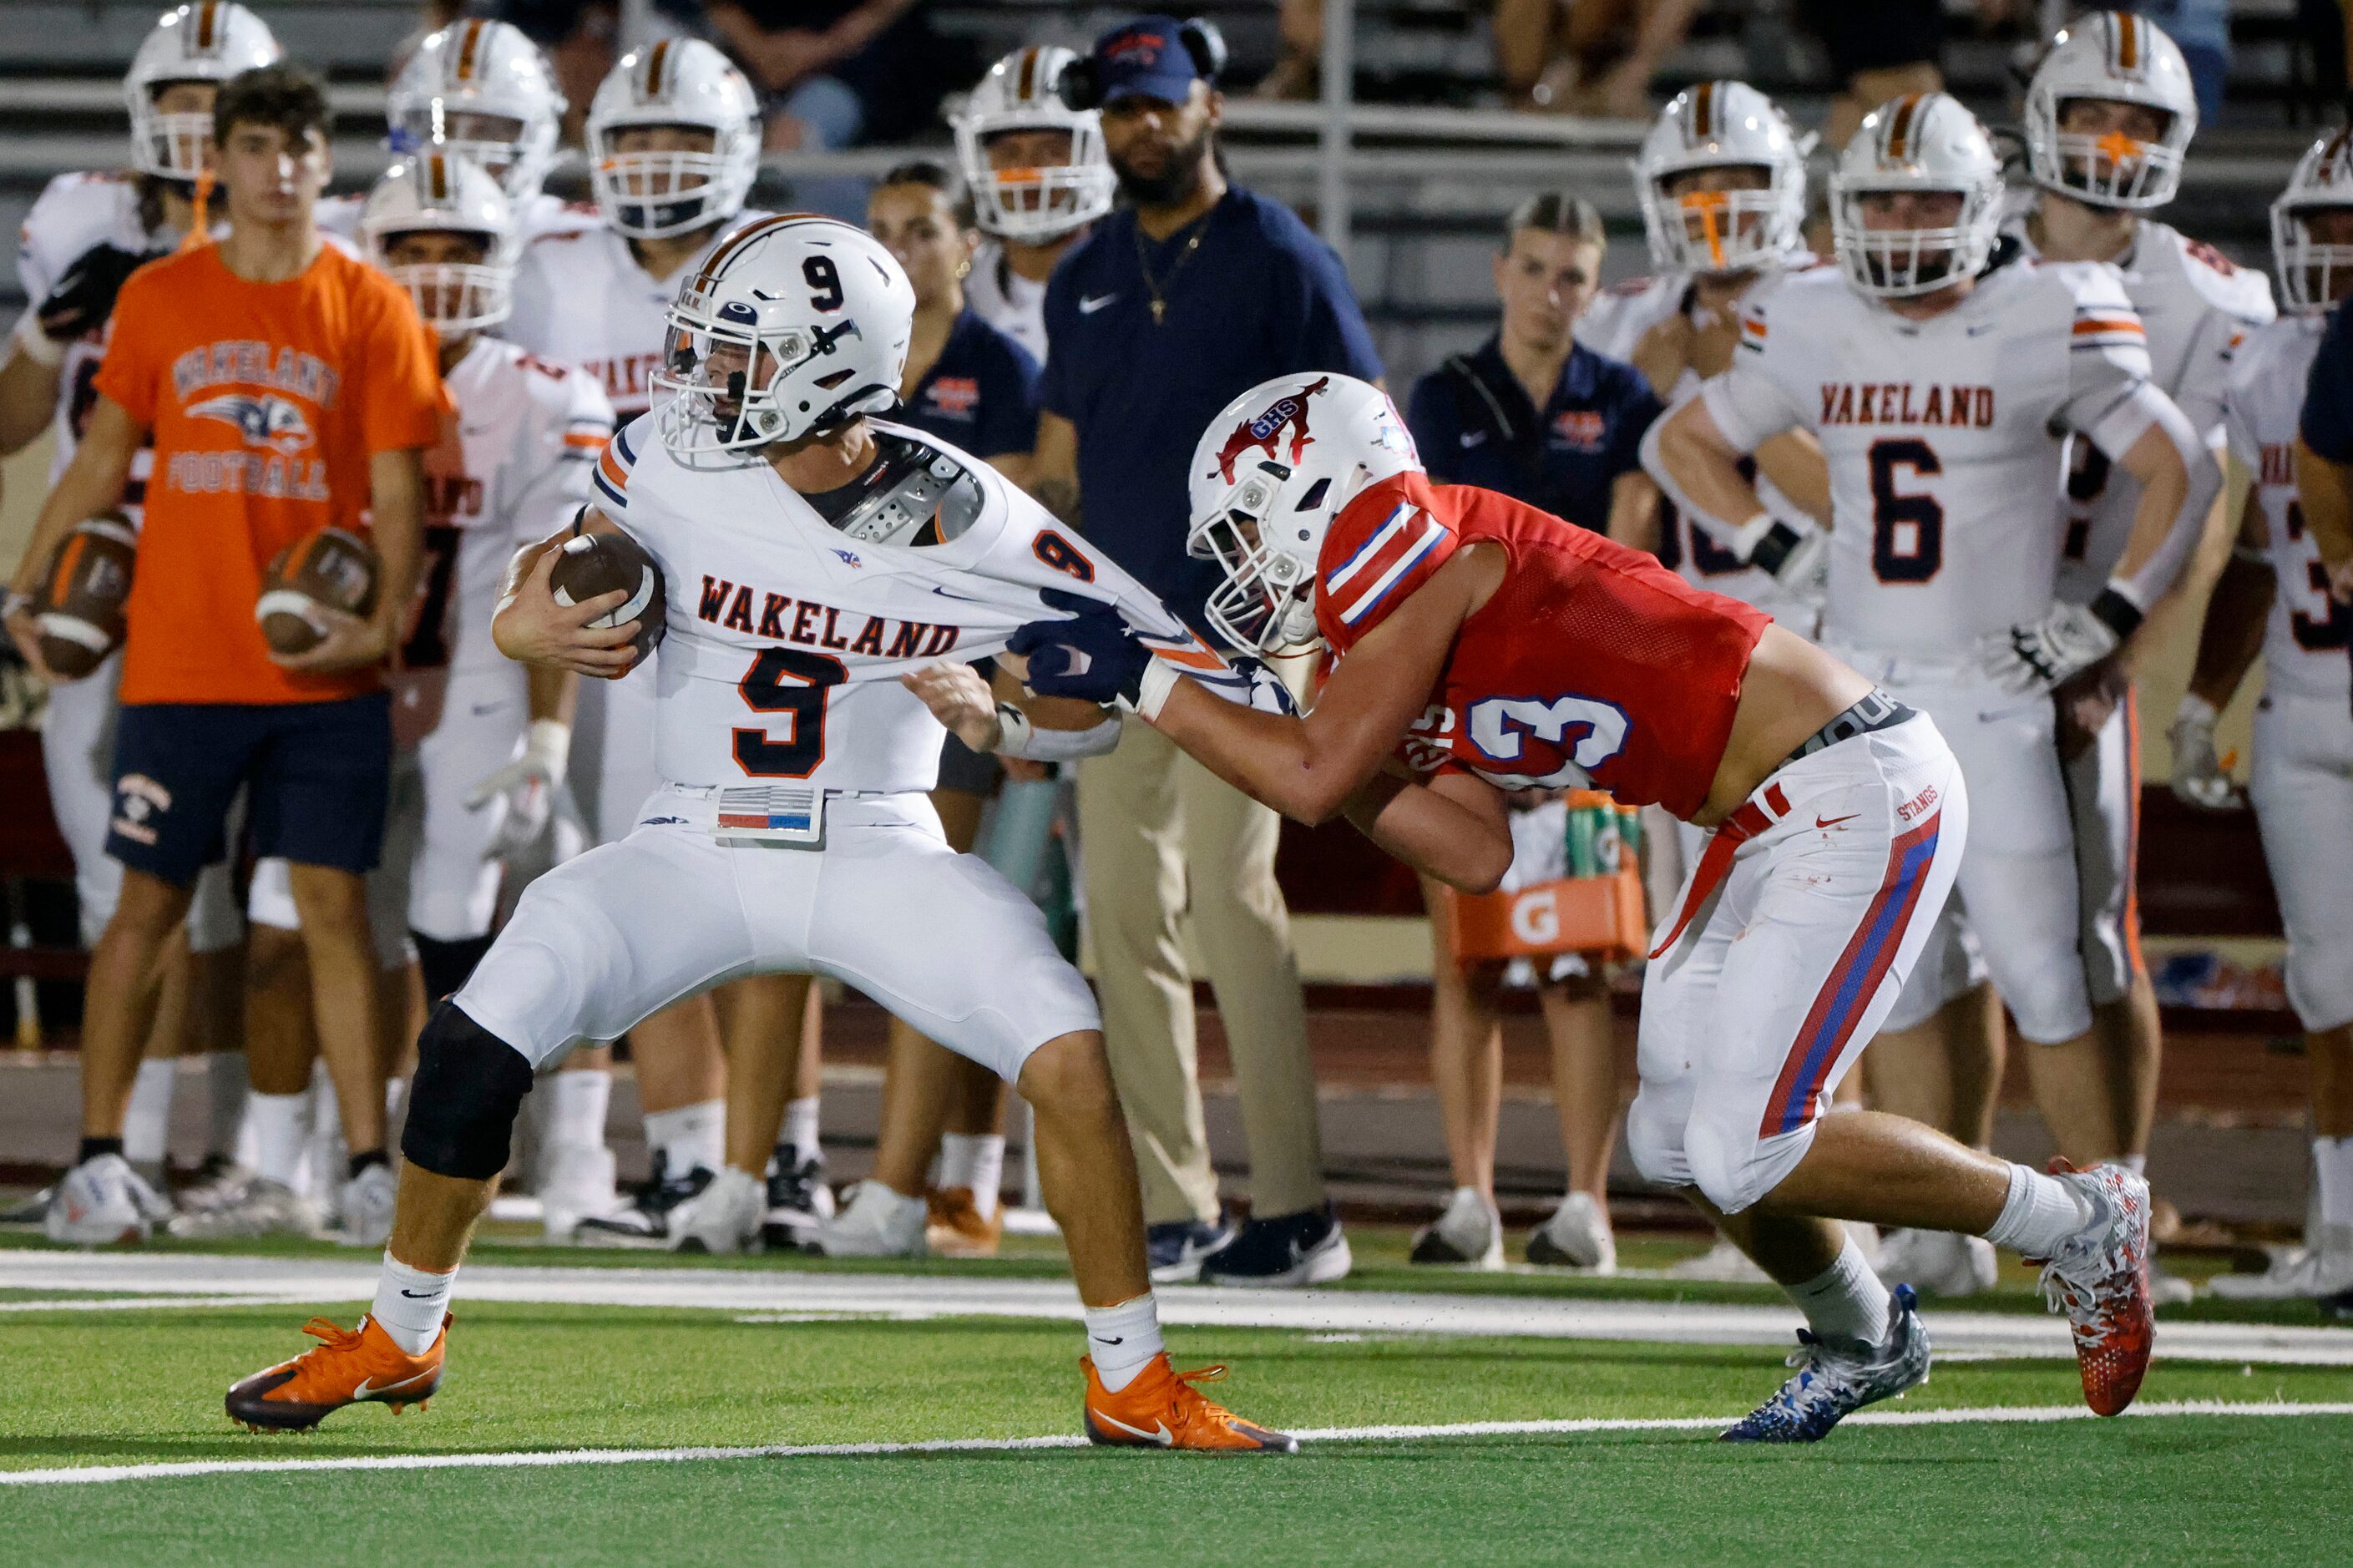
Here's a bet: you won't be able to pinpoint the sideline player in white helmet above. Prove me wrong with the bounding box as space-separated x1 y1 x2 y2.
1882 13 2273 1288
0 1 276 1204
1645 95 2219 1217
2168 135 2353 1302
1579 82 1826 637
225 215 1300 1454
317 19 576 248
502 38 779 1245
951 43 1116 362
210 156 620 1243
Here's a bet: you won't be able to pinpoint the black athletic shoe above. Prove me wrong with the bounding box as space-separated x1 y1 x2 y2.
1146 1210 1236 1284
762 1143 834 1248
1200 1202 1354 1288
576 1151 711 1249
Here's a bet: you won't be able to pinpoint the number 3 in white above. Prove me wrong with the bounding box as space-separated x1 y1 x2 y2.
1467 695 1630 771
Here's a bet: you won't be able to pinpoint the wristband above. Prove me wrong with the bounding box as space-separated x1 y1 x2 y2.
1134 658 1181 721
2089 583 2145 641
1727 512 1775 557
524 717 573 776
11 312 63 369
994 701 1121 761
2173 692 2219 731
1748 520 1808 578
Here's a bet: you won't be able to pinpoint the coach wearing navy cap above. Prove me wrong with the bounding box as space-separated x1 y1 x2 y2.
1031 13 1381 1289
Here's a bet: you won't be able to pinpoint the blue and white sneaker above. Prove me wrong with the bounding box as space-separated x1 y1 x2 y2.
1199 1202 1354 1288
1147 1210 1236 1284
1721 1284 1930 1443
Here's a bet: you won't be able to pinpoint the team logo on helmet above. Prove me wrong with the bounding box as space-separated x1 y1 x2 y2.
189 392 314 454
1213 376 1329 483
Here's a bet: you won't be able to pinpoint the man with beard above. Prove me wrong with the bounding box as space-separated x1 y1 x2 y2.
1028 15 1382 1287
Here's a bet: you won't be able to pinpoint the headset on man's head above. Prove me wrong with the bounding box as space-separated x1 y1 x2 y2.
1057 17 1227 112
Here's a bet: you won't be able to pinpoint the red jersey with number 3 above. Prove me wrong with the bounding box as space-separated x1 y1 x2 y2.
1316 472 1770 819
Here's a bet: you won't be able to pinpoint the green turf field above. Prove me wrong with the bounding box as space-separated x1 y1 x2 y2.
4 1231 2349 1565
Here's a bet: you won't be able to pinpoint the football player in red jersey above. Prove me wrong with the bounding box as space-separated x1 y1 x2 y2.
947 372 2158 1437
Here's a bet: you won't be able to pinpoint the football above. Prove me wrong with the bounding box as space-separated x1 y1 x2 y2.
32 510 137 680
549 531 666 668
256 525 381 657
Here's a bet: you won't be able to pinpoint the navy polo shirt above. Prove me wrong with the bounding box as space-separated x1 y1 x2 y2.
2302 297 2353 463
1043 185 1383 622
1404 336 1661 532
895 308 1041 459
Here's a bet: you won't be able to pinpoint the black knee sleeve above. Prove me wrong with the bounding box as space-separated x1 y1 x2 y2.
412 929 496 1004
400 1000 534 1181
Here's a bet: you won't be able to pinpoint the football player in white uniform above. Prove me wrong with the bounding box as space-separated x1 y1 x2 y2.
951 44 1115 362
0 2 275 1205
207 156 621 1244
317 18 581 250
225 217 1299 1454
1881 17 2273 1278
1647 95 2219 1196
504 38 784 1244
2171 137 2353 1300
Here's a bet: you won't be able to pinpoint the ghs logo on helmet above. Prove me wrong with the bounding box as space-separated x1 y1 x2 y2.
1212 375 1329 483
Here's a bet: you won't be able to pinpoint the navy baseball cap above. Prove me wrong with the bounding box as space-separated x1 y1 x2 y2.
1090 15 1207 104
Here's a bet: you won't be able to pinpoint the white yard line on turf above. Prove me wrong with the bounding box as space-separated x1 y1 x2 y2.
9 1249 2353 1365
4 1401 2351 1488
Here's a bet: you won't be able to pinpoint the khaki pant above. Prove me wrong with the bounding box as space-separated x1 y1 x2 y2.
1075 718 1324 1225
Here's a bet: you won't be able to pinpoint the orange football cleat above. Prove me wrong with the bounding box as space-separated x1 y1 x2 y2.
925 1186 1004 1258
226 1314 448 1432
1081 1353 1298 1453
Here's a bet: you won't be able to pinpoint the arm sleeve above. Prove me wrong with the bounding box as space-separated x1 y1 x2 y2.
2168 307 2244 453
2057 287 2157 437
1698 361 1805 454
1404 372 1464 483
2300 301 2353 463
360 282 448 453
2072 376 2220 610
513 368 616 544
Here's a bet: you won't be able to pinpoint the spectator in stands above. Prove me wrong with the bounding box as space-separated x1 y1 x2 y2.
704 0 949 151
816 159 1045 1260
3 65 442 1247
1030 14 1381 1287
1494 0 1701 120
1793 0 1946 161
1399 194 1657 1270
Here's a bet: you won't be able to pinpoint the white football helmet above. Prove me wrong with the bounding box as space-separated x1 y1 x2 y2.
1633 81 1811 276
951 47 1115 244
2023 10 2199 211
1830 93 2004 299
362 154 519 336
653 215 914 460
125 3 282 181
1187 373 1423 654
587 38 760 240
387 18 565 205
2273 132 2353 315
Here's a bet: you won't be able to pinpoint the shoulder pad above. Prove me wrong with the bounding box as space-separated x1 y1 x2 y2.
833 432 988 548
2157 226 2278 323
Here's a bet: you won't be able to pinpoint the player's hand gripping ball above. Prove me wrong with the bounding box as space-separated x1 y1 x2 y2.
257 526 381 657
548 532 666 672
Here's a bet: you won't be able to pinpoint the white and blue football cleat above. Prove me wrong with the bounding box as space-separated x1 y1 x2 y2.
1721 1284 1930 1443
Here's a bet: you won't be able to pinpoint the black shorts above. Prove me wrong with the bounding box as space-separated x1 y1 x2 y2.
1797 0 1944 80
106 693 393 886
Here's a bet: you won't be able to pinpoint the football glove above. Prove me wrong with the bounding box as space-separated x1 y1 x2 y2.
36 243 149 345
1007 589 1153 710
2167 694 2234 811
467 719 570 860
1981 589 2143 696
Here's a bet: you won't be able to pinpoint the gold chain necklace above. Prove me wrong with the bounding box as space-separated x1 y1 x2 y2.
1133 211 1212 325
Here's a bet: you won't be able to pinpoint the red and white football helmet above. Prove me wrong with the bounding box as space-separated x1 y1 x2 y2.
1186 372 1421 653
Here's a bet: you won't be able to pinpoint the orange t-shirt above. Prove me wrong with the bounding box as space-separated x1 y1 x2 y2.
94 241 444 705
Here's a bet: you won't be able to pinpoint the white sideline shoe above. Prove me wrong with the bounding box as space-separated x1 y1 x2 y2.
1526 1191 1617 1272
46 1154 174 1244
1409 1187 1504 1269
811 1181 929 1257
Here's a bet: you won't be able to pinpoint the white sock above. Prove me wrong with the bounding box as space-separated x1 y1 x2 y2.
372 1252 454 1356
644 1099 724 1175
546 1069 611 1151
206 1051 247 1159
1082 1293 1166 1392
124 1058 177 1168
781 1095 820 1156
965 1135 1005 1221
385 1077 407 1124
2315 1136 2353 1231
1786 1239 1891 1349
246 1091 310 1187
2119 1152 2147 1179
1983 1161 2099 1257
938 1132 980 1189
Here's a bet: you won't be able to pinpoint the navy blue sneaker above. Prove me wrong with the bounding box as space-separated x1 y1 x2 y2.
1721 1284 1930 1443
1147 1210 1236 1283
1199 1202 1353 1288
